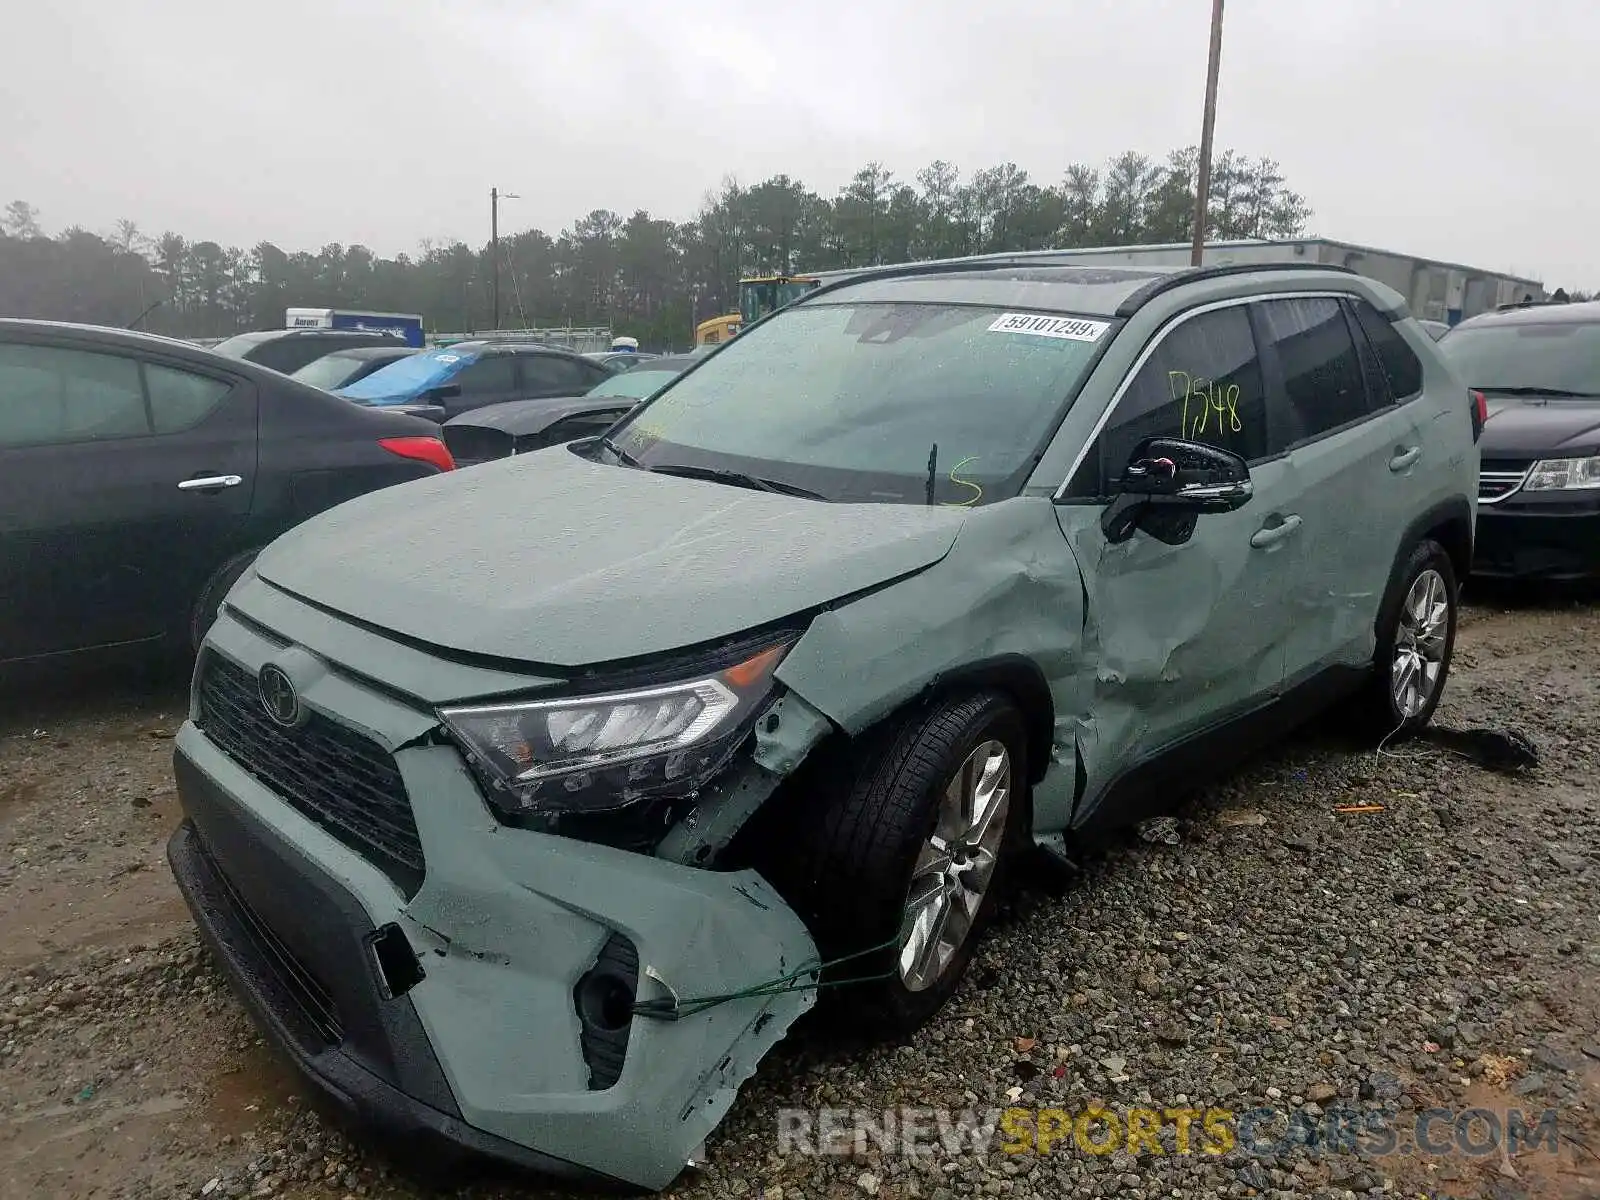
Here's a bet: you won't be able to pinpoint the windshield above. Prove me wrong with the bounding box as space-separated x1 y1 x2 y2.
608 302 1110 504
1438 322 1600 396
289 352 365 391
586 367 682 400
210 332 273 359
338 347 478 402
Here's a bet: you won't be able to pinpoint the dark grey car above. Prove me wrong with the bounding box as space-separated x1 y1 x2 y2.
441 355 696 465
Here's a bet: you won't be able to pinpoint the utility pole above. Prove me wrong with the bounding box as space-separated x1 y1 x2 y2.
1190 0 1226 267
490 187 519 329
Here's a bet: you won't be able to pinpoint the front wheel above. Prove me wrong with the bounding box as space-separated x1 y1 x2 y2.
1356 539 1458 739
780 691 1028 1036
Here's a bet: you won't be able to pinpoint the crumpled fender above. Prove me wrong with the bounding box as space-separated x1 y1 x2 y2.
771 497 1093 835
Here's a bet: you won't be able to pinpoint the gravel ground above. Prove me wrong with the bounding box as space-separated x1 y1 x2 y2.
3 592 1598 1200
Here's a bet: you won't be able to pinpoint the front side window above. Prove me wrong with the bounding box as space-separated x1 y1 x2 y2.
1084 306 1267 493
1438 320 1600 397
611 301 1110 505
1256 297 1369 444
0 342 148 448
456 354 517 395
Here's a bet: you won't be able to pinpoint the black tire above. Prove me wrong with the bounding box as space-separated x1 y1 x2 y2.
1353 538 1458 740
189 549 259 651
778 691 1028 1036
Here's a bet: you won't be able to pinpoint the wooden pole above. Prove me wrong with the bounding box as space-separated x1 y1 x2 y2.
1191 0 1226 267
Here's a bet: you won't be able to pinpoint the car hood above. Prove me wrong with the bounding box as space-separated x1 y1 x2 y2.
252 447 968 668
442 393 592 433
1480 395 1600 456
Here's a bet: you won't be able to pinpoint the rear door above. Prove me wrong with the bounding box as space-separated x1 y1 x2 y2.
0 337 257 659
1251 295 1418 683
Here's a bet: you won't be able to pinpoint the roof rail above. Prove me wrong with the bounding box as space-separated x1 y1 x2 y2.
789 255 1360 322
1113 261 1359 317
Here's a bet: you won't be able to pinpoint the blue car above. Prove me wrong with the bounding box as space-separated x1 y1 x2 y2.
337 341 613 421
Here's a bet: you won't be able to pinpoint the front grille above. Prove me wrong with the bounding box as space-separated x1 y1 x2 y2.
196 653 425 897
1479 458 1532 503
442 424 513 466
195 832 343 1046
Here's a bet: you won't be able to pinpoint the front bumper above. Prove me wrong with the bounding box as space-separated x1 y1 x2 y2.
1473 496 1600 580
168 603 818 1192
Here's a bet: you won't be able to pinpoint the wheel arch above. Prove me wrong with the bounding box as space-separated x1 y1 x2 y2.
1398 496 1473 595
911 653 1057 787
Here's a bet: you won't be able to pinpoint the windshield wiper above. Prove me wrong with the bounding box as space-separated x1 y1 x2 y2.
1476 386 1600 398
644 462 829 501
599 435 641 466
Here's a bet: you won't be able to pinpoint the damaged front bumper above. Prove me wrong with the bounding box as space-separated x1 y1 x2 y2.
167 613 819 1192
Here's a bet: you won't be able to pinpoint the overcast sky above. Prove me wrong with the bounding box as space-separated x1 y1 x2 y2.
4 0 1597 287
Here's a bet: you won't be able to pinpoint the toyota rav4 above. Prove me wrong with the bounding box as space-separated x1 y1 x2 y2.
167 260 1480 1191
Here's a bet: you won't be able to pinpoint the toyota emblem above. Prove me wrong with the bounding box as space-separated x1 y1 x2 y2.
258 663 304 728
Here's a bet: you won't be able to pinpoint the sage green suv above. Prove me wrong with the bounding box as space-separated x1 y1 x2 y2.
167 260 1479 1190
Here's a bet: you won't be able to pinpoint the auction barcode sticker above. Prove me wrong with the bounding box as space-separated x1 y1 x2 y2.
988 312 1110 341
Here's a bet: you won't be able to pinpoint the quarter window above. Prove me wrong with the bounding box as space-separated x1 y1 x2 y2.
1349 298 1424 400
145 363 232 433
0 343 148 448
1089 306 1268 492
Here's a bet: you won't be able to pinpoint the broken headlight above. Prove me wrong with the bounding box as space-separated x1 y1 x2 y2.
1524 455 1600 491
439 642 789 820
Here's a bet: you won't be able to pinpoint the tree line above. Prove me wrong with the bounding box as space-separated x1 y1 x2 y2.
1 148 1319 349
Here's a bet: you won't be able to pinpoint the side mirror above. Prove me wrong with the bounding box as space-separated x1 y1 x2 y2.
1102 437 1252 545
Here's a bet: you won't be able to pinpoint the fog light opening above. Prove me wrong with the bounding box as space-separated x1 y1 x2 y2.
577 973 635 1033
368 922 425 999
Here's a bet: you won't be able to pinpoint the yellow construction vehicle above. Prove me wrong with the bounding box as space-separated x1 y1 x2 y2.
693 273 823 346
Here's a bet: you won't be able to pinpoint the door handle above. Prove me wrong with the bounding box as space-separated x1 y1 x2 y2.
1389 446 1421 472
1249 514 1303 549
177 475 242 490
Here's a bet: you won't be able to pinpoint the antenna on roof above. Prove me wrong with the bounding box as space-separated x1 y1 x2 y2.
126 298 163 329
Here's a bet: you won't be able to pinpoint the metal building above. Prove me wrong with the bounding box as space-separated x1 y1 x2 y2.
805 239 1544 326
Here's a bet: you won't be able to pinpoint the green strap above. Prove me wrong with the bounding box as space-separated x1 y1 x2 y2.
632 920 910 1022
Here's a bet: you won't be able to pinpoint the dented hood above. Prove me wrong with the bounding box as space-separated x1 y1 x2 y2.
254 446 967 667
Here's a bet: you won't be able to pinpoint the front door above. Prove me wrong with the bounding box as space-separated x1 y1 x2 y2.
1053 302 1304 824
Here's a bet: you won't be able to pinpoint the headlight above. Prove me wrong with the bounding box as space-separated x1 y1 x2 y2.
1524 456 1600 491
440 641 790 820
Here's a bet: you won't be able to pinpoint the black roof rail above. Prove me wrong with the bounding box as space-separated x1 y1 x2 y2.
1113 261 1359 317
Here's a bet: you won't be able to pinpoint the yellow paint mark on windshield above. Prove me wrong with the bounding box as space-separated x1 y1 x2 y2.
944 456 984 506
1169 371 1243 440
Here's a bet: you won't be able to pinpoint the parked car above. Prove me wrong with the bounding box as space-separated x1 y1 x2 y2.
166 261 1476 1191
210 328 407 375
585 350 660 370
336 340 613 420
1416 318 1450 341
1436 299 1600 579
0 319 454 666
441 354 697 465
288 345 421 392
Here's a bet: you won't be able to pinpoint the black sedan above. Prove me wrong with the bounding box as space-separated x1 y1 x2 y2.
442 354 696 466
1437 300 1600 579
0 319 455 665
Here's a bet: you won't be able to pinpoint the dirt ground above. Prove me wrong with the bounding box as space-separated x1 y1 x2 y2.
2 589 1598 1200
